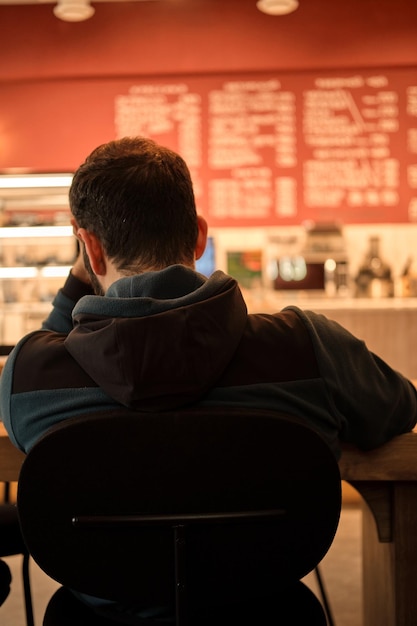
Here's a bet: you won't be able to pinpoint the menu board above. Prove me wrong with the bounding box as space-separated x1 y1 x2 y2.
114 68 417 226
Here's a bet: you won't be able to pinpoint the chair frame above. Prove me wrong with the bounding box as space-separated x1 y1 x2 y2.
17 407 342 625
72 507 288 625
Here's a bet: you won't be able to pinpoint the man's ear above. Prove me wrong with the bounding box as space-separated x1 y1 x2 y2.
70 217 79 238
77 228 106 276
195 215 208 261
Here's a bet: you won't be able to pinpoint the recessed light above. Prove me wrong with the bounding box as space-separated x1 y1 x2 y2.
53 0 95 22
256 0 299 16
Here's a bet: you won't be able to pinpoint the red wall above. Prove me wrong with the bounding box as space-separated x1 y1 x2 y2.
0 0 417 172
2 0 417 81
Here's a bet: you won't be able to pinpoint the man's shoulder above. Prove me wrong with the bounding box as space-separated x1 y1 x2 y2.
247 305 312 330
7 329 94 395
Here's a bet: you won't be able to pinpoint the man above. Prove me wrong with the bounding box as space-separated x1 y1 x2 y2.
1 136 417 619
2 135 416 457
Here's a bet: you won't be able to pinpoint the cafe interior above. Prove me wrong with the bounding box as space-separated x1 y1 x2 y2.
0 0 417 624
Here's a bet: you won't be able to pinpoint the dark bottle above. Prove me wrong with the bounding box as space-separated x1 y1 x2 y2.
355 236 393 297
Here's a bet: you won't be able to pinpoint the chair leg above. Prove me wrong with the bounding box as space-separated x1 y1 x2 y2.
174 525 188 626
314 565 335 626
22 552 35 626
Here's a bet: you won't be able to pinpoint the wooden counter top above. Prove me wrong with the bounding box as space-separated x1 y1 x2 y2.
0 423 25 482
339 428 417 482
1 421 416 484
242 290 417 313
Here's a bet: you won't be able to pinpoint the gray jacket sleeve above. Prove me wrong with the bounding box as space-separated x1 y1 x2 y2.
42 272 94 334
289 306 417 450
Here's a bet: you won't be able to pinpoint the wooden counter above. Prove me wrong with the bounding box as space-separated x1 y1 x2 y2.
339 428 417 626
0 423 25 482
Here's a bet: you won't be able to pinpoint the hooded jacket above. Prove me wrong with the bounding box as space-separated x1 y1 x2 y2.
1 265 416 457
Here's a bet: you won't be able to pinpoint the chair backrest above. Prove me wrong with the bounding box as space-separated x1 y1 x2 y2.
17 407 341 612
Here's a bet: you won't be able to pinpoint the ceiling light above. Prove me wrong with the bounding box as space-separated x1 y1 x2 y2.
256 0 299 16
53 0 95 22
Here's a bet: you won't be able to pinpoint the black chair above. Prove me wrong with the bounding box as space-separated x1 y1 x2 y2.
0 503 34 626
17 407 341 625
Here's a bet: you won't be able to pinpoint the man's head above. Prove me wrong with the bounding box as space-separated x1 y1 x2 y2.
69 137 207 285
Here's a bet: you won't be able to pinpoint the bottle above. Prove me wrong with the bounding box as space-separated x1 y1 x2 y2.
399 256 417 297
355 236 393 298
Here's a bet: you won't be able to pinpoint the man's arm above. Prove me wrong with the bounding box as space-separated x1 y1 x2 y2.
42 249 94 334
294 307 417 450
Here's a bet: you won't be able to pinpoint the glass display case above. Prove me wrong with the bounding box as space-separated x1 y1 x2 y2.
0 174 75 345
0 225 77 344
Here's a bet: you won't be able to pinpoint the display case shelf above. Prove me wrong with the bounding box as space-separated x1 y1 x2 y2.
0 225 76 344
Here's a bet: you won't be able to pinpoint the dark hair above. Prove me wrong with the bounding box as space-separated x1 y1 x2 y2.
69 136 199 272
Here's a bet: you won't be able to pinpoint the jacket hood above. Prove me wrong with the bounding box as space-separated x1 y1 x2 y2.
65 267 247 410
